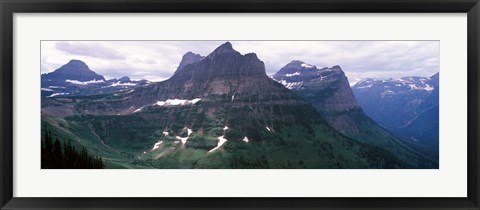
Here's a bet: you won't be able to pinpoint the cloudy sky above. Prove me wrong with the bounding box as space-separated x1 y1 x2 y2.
41 41 439 85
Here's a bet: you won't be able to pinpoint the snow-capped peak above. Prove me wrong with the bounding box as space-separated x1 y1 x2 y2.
354 76 436 92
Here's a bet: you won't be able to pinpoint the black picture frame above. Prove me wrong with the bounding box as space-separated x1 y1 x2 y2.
1 0 479 209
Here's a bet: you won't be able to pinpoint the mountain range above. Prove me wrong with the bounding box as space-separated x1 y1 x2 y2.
41 60 149 98
352 74 439 156
271 60 437 164
41 42 437 169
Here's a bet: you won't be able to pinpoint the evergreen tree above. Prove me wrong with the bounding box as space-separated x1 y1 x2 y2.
53 138 63 167
41 127 105 169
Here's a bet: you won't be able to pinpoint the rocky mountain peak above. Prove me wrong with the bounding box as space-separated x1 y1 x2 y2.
171 42 266 82
60 59 90 73
177 52 204 70
204 42 243 58
121 42 300 110
66 59 87 65
287 60 316 69
273 61 361 134
286 60 305 66
42 59 105 82
213 41 234 52
330 65 342 71
118 76 131 82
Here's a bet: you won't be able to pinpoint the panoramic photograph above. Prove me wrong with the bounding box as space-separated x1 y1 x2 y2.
40 41 439 169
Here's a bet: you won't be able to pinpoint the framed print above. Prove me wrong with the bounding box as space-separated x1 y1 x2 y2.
1 0 479 209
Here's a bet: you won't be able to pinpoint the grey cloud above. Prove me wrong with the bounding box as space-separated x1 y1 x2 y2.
43 41 439 84
55 41 126 60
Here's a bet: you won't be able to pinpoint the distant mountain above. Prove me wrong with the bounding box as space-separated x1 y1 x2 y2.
41 42 435 169
42 59 105 83
272 61 434 164
352 73 439 149
41 60 149 97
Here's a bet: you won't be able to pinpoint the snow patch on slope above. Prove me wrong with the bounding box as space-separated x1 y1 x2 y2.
66 79 104 85
155 98 201 106
301 63 314 68
176 136 189 145
108 81 137 87
208 135 228 153
276 80 303 89
48 92 69 97
133 107 144 113
151 141 163 151
285 72 301 77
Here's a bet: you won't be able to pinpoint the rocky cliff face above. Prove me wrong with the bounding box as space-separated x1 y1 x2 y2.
75 42 306 116
67 42 316 130
273 61 361 134
50 43 316 149
272 61 436 166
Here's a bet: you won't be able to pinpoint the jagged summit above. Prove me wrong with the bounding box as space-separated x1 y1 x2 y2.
330 65 342 71
213 41 234 52
273 61 362 133
206 42 241 58
93 41 304 112
177 51 204 71
172 42 266 81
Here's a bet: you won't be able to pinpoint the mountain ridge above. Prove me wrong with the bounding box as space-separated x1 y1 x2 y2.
352 73 439 150
40 42 436 169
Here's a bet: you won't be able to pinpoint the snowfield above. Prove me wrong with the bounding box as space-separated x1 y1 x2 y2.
65 79 104 85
